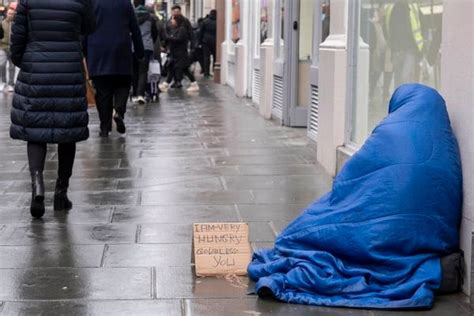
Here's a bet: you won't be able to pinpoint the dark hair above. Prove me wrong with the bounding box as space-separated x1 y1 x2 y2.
171 5 181 11
210 9 217 17
134 0 145 7
173 14 185 27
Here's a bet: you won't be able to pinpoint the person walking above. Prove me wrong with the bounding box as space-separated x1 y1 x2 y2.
132 0 158 105
163 5 198 90
386 0 424 87
84 0 144 137
199 10 216 77
160 15 199 93
0 2 17 92
9 0 96 219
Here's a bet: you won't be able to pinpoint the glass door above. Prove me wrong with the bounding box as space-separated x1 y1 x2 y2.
281 0 315 127
271 0 286 121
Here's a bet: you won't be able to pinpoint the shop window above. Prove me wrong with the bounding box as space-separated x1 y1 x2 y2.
350 0 444 145
231 0 241 43
279 0 285 59
299 0 314 61
260 0 270 44
297 0 315 109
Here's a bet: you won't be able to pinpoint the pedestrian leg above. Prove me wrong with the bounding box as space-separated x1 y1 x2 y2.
92 76 114 136
210 44 216 74
136 51 152 103
27 142 47 218
7 56 15 88
54 143 76 211
112 75 132 134
184 68 199 92
202 44 211 76
132 55 140 98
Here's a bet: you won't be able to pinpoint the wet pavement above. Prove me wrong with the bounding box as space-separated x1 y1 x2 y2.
0 80 471 315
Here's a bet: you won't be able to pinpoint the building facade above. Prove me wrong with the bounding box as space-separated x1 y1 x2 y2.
219 0 473 297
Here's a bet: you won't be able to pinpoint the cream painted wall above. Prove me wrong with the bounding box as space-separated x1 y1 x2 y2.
316 0 348 176
441 0 474 295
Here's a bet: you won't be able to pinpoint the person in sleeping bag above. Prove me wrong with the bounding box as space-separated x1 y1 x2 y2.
248 83 463 309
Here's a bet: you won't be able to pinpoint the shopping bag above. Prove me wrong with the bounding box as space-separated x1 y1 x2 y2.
148 59 161 76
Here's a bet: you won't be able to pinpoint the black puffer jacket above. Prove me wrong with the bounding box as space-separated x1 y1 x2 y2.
200 15 216 46
166 25 190 69
10 0 96 144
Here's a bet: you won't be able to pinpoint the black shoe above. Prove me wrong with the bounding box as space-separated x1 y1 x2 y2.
171 83 183 89
114 113 126 134
54 179 73 211
30 171 45 218
99 130 109 137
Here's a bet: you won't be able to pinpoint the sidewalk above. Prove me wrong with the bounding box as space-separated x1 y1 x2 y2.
0 81 470 315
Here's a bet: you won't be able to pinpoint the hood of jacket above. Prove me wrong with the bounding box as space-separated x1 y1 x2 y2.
135 5 151 25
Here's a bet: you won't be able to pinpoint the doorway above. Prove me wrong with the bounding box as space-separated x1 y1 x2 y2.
272 0 316 127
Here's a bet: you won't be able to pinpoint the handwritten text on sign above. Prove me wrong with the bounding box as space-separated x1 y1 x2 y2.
193 223 251 276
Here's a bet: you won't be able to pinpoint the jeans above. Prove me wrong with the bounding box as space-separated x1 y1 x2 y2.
0 49 15 86
27 142 76 180
92 75 131 132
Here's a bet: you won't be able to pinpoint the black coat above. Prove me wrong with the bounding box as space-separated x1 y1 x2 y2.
166 16 194 48
85 0 144 77
200 16 216 46
166 26 190 69
10 0 96 144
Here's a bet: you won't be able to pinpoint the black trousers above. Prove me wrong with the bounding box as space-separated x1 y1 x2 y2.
202 43 215 76
27 142 76 180
174 67 196 83
166 63 196 84
132 50 153 97
92 75 131 132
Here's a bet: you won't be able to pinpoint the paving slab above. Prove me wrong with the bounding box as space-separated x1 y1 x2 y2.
0 267 152 300
112 205 238 224
0 245 104 268
1 300 182 316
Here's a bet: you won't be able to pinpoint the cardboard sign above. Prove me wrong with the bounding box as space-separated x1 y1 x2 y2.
193 223 251 276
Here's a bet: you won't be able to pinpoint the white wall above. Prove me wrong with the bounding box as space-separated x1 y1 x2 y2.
441 0 474 295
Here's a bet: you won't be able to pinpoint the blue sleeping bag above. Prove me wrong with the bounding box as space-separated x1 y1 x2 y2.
248 84 463 309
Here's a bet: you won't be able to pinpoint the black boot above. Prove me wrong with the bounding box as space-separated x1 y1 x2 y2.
54 178 72 211
30 171 45 218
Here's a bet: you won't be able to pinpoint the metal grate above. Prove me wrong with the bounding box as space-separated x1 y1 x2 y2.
272 75 284 119
308 85 319 141
252 69 261 105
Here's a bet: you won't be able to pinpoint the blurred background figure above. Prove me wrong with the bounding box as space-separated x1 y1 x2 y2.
386 0 424 87
160 15 199 92
132 0 159 105
162 5 198 91
0 1 17 92
199 9 216 78
321 3 330 42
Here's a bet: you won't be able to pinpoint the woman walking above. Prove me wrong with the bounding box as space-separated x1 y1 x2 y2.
160 15 199 93
9 0 96 218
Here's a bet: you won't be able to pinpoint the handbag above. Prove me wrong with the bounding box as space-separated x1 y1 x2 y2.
82 58 95 106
